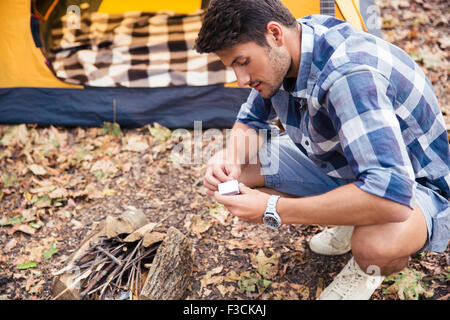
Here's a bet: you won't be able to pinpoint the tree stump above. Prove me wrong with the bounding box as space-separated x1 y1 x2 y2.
139 227 193 300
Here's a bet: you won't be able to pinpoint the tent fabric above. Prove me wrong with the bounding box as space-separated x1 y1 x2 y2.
0 85 250 128
97 0 202 14
0 0 80 88
48 10 235 87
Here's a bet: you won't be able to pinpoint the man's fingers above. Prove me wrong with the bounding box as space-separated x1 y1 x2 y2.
238 182 252 194
203 182 217 196
227 166 241 180
203 180 215 189
213 165 231 182
214 191 235 206
204 167 221 188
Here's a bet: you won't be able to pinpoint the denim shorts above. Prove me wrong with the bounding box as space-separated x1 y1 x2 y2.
258 133 450 253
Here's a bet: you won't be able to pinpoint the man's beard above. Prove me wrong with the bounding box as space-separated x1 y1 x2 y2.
260 46 292 99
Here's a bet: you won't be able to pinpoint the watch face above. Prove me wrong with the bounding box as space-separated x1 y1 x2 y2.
263 213 280 230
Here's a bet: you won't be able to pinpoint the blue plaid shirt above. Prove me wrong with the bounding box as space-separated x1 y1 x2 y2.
237 15 450 209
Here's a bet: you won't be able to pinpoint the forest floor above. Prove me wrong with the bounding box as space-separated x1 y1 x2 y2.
0 0 448 300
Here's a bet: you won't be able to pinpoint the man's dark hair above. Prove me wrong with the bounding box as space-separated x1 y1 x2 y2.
195 0 297 53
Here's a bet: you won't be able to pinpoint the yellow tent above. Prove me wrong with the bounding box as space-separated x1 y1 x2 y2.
0 0 370 128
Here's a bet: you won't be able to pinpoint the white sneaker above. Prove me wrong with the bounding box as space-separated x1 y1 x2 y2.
309 226 353 255
318 257 384 300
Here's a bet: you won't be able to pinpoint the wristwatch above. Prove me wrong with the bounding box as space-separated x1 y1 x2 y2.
263 195 282 230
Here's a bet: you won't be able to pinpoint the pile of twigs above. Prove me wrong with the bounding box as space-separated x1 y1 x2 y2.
72 235 162 300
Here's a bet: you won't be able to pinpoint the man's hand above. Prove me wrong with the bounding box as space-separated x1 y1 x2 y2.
203 149 242 196
214 183 270 223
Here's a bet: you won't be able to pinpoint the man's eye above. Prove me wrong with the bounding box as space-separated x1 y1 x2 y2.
238 60 249 66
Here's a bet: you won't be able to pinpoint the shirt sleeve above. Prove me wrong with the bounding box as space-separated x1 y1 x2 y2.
326 70 416 208
236 89 279 137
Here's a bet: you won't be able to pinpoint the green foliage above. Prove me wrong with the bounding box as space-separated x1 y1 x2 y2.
17 261 38 270
1 173 17 188
0 216 23 226
148 123 171 141
237 273 271 294
94 170 105 179
383 267 434 300
43 243 58 260
102 122 122 137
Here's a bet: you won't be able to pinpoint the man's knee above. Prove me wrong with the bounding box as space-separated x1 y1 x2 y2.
351 227 407 275
238 163 265 187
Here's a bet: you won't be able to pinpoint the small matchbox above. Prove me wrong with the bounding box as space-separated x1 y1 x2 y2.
218 180 240 196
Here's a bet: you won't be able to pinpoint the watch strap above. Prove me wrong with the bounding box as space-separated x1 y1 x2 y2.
266 195 280 213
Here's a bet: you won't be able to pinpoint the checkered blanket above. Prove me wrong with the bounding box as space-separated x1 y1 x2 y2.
48 11 236 87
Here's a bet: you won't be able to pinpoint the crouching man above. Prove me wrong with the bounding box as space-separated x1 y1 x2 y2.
196 0 450 299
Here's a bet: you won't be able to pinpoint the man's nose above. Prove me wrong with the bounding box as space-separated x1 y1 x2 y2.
235 69 250 88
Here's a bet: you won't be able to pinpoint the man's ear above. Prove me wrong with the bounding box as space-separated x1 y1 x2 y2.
266 21 284 46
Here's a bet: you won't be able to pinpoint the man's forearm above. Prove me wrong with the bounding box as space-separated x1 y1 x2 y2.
226 121 264 165
277 183 412 226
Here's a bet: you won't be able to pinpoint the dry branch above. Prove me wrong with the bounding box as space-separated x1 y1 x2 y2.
53 210 192 300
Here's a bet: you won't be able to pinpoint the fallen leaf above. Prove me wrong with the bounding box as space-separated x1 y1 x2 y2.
190 216 212 237
202 288 212 297
289 283 310 300
124 135 149 152
43 243 58 260
28 165 47 176
26 243 46 262
216 284 234 296
33 195 52 208
70 219 83 230
17 261 38 270
103 189 117 196
438 36 450 50
48 188 68 199
84 183 104 199
14 224 36 236
29 221 44 230
121 162 132 173
25 274 35 291
208 204 229 225
148 123 171 142
224 270 241 282
249 249 280 279
28 281 44 294
384 267 434 300
90 159 118 175
123 222 157 242
104 211 148 238
0 217 7 226
410 47 447 69
20 210 37 223
142 231 166 247
0 124 28 147
48 126 67 147
200 273 224 290
226 239 258 251
315 277 324 299
210 266 224 275
4 238 17 252
237 274 259 293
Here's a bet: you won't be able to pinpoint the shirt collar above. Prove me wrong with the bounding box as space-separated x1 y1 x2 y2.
282 21 314 99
